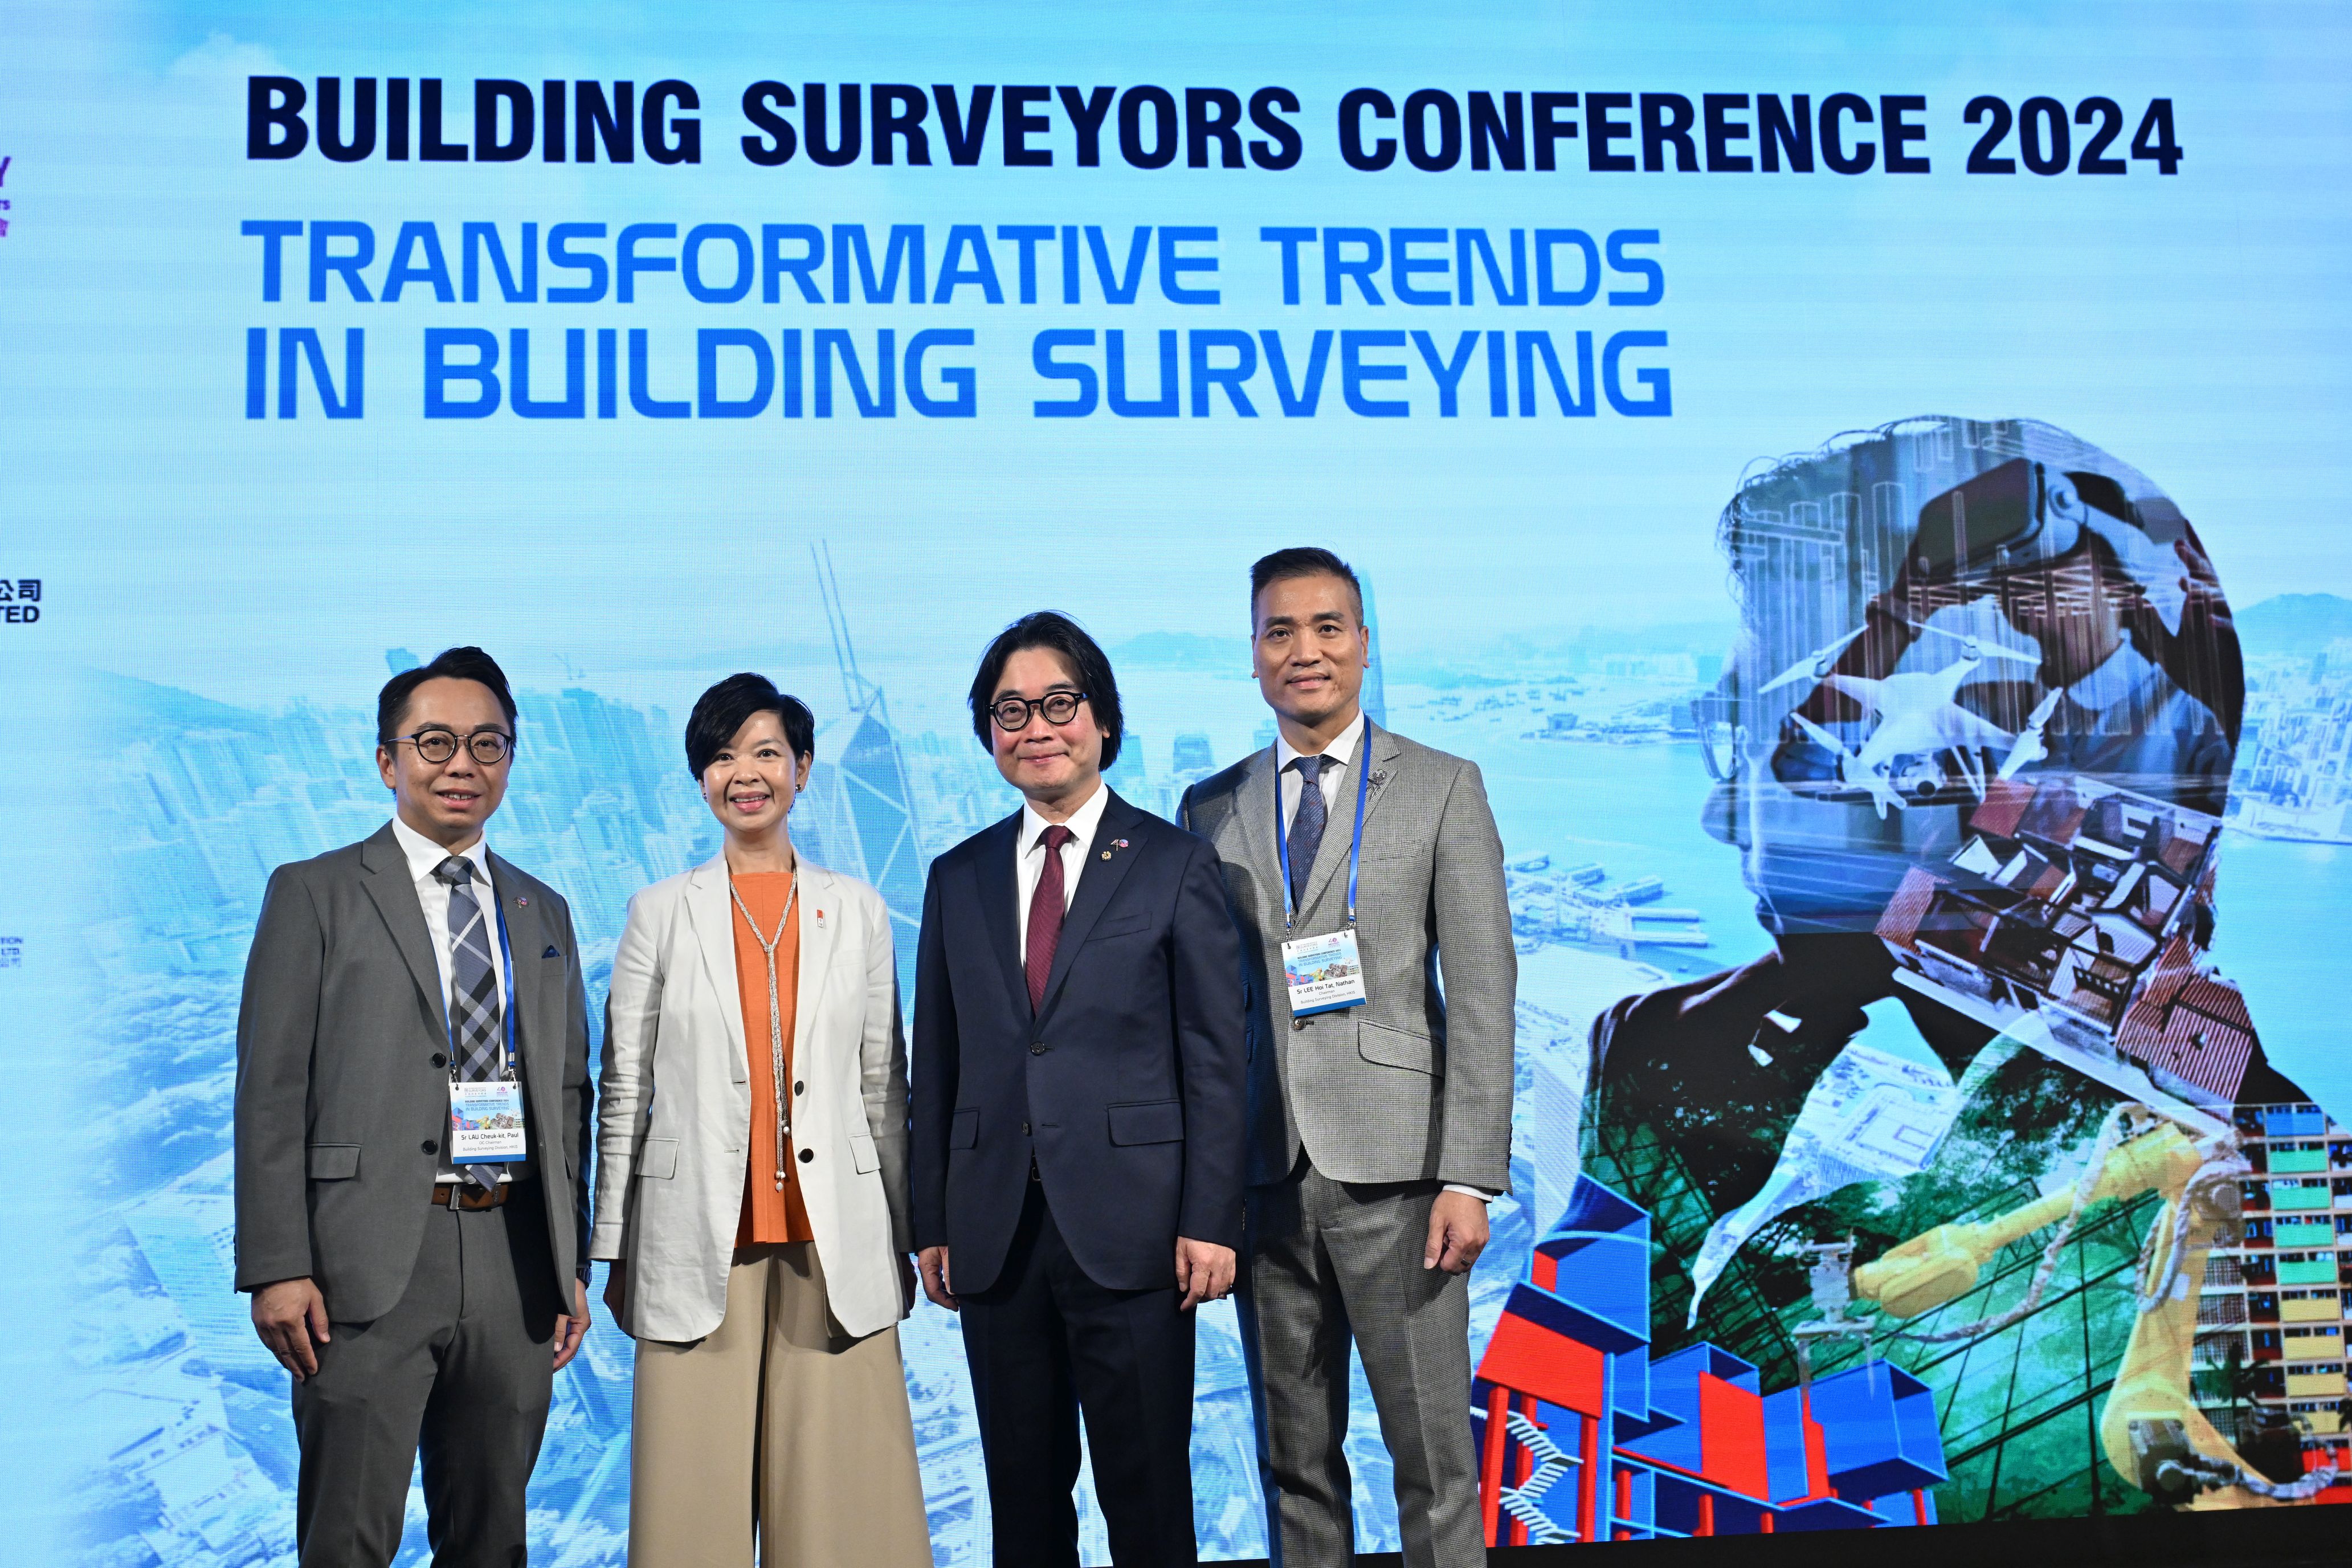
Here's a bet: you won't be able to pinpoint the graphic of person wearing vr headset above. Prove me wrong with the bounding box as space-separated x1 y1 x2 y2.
1589 417 2300 1220
1776 450 2237 819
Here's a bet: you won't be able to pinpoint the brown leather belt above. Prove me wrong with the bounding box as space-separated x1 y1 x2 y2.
432 1182 513 1211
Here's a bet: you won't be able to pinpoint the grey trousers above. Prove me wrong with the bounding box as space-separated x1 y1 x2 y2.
291 1192 563 1568
1236 1162 1483 1568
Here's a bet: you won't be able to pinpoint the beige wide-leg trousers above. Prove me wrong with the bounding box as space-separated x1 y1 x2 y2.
629 1242 933 1568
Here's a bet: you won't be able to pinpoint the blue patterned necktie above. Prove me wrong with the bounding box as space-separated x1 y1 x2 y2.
434 856 506 1191
1288 754 1328 910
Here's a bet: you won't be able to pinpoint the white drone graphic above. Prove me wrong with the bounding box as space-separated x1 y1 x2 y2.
1763 622 2067 818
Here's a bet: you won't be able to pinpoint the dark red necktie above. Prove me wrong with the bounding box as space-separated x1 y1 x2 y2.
1026 824 1075 1011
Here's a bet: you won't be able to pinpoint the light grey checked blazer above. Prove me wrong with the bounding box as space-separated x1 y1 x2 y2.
1180 721 1514 1191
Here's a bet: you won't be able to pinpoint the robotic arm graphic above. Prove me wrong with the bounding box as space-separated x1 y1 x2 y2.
1841 1110 2334 1508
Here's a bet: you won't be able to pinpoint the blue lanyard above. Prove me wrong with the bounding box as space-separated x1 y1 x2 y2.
1273 729 1371 935
445 885 521 1082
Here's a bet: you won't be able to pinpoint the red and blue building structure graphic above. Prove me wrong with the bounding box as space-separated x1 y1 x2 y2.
1475 1177 1949 1544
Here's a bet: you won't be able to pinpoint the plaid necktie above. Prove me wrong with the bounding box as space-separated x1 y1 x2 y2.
1288 754 1328 909
434 856 506 1191
1025 824 1075 1013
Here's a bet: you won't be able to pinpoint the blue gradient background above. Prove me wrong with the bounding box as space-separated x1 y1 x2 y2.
2 2 2349 1562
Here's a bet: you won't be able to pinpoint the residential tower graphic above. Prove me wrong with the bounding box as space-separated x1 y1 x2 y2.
68 565 2352 1558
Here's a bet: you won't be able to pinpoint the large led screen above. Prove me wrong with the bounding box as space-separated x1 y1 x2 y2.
5 2 2351 1562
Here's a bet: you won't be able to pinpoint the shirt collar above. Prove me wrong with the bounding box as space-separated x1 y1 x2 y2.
390 813 494 889
1020 779 1112 856
1276 709 1369 776
2064 641 2161 717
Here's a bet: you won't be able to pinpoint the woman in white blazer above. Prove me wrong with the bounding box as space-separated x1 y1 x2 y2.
590 673 930 1568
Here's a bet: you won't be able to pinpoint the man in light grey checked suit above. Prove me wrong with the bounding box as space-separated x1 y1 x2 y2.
235 646 594 1566
1181 548 1514 1568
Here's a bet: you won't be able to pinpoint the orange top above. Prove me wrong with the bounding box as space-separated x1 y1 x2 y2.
730 872 812 1247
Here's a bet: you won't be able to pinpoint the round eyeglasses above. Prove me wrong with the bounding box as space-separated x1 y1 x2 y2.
989 691 1089 732
396 729 514 766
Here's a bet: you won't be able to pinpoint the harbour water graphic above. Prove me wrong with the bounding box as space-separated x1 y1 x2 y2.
63 622 2350 1564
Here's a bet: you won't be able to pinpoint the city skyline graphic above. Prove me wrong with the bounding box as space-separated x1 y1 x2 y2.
62 565 2352 1564
7 0 2348 1558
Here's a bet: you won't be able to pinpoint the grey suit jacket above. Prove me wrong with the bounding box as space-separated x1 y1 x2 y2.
1181 721 1514 1191
234 824 595 1324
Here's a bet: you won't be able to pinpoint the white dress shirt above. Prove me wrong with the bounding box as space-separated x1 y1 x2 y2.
1276 710 1369 834
1271 712 1491 1203
1015 781 1113 964
390 814 522 1182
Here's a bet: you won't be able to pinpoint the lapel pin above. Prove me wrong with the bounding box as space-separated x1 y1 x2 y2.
1100 850 1112 860
516 895 529 906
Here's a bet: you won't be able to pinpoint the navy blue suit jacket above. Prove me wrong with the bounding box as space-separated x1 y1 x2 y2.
910 789 1247 1295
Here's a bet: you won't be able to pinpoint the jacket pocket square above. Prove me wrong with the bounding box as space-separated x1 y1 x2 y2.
543 944 562 958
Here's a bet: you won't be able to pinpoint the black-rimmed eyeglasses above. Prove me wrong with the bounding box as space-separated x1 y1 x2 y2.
394 729 515 766
989 692 1089 732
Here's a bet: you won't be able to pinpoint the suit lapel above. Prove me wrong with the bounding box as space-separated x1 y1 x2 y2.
1361 724 1404 830
974 813 1028 1018
792 861 840 1063
487 852 556 1099
1036 792 1146 1022
683 855 749 1071
358 824 448 1034
1298 722 1383 921
1234 748 1284 924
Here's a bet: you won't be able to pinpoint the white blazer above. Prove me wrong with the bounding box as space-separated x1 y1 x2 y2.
590 855 912 1342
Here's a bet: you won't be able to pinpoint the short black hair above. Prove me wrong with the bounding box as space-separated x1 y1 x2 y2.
1250 546 1363 623
377 646 518 747
685 673 816 777
967 611 1124 770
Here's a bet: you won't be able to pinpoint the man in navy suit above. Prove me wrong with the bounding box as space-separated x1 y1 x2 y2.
912 611 1247 1568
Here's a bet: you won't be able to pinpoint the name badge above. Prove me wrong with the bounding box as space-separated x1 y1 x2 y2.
450 1079 528 1161
1283 928 1368 1017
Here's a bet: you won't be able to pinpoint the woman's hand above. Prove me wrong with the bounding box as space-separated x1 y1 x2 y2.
602 1259 627 1324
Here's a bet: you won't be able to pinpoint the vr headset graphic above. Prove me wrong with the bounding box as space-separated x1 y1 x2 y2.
1911 457 2188 632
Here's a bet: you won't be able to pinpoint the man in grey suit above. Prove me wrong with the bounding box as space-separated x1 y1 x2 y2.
1181 548 1514 1568
235 646 594 1566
